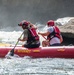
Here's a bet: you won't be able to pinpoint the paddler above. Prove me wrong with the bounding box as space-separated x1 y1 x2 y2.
18 20 40 48
38 20 63 47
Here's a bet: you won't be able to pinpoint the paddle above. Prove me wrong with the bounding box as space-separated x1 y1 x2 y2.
41 35 47 40
37 29 47 40
6 31 24 56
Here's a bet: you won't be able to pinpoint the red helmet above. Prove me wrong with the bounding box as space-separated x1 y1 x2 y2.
47 20 54 26
18 20 29 26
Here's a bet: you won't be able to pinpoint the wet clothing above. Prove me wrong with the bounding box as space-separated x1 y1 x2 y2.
23 29 40 48
47 26 62 46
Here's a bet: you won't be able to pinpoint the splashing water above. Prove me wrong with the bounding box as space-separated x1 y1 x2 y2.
0 58 74 75
0 31 26 45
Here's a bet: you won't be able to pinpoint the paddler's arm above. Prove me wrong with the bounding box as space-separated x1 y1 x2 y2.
18 29 28 41
60 35 63 43
38 31 50 36
18 37 28 41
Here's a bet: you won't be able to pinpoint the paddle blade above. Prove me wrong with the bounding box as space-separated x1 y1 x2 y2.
5 52 19 59
6 49 14 57
9 49 14 56
5 49 14 58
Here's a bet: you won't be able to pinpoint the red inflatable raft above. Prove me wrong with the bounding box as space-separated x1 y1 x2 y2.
0 43 74 58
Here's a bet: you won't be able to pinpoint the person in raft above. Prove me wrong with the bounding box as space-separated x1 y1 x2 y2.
18 20 40 48
38 20 63 47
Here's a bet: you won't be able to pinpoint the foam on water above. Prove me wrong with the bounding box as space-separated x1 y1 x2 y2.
0 31 24 45
0 58 74 75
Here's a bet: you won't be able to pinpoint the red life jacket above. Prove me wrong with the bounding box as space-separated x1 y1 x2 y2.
27 27 39 43
47 26 60 41
29 28 39 40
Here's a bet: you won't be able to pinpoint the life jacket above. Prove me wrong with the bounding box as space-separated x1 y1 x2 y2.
47 26 60 41
27 28 39 43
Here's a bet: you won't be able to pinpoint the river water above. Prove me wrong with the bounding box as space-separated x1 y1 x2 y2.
0 30 74 75
0 58 74 75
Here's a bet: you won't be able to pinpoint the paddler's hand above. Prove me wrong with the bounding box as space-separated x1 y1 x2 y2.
18 38 21 41
38 32 40 35
38 32 47 40
38 32 42 35
18 37 27 41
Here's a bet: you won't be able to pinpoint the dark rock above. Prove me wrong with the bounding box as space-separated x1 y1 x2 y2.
56 17 74 38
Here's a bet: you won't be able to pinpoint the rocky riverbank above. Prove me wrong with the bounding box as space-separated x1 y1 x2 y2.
56 17 74 45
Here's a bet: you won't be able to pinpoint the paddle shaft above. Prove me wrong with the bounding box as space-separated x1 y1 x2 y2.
10 31 24 56
38 30 47 40
41 35 47 40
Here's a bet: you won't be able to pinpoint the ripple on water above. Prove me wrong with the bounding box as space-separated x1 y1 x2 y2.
0 58 74 75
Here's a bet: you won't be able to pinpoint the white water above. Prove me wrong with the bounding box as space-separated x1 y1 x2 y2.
0 58 74 75
0 18 74 75
0 31 23 45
